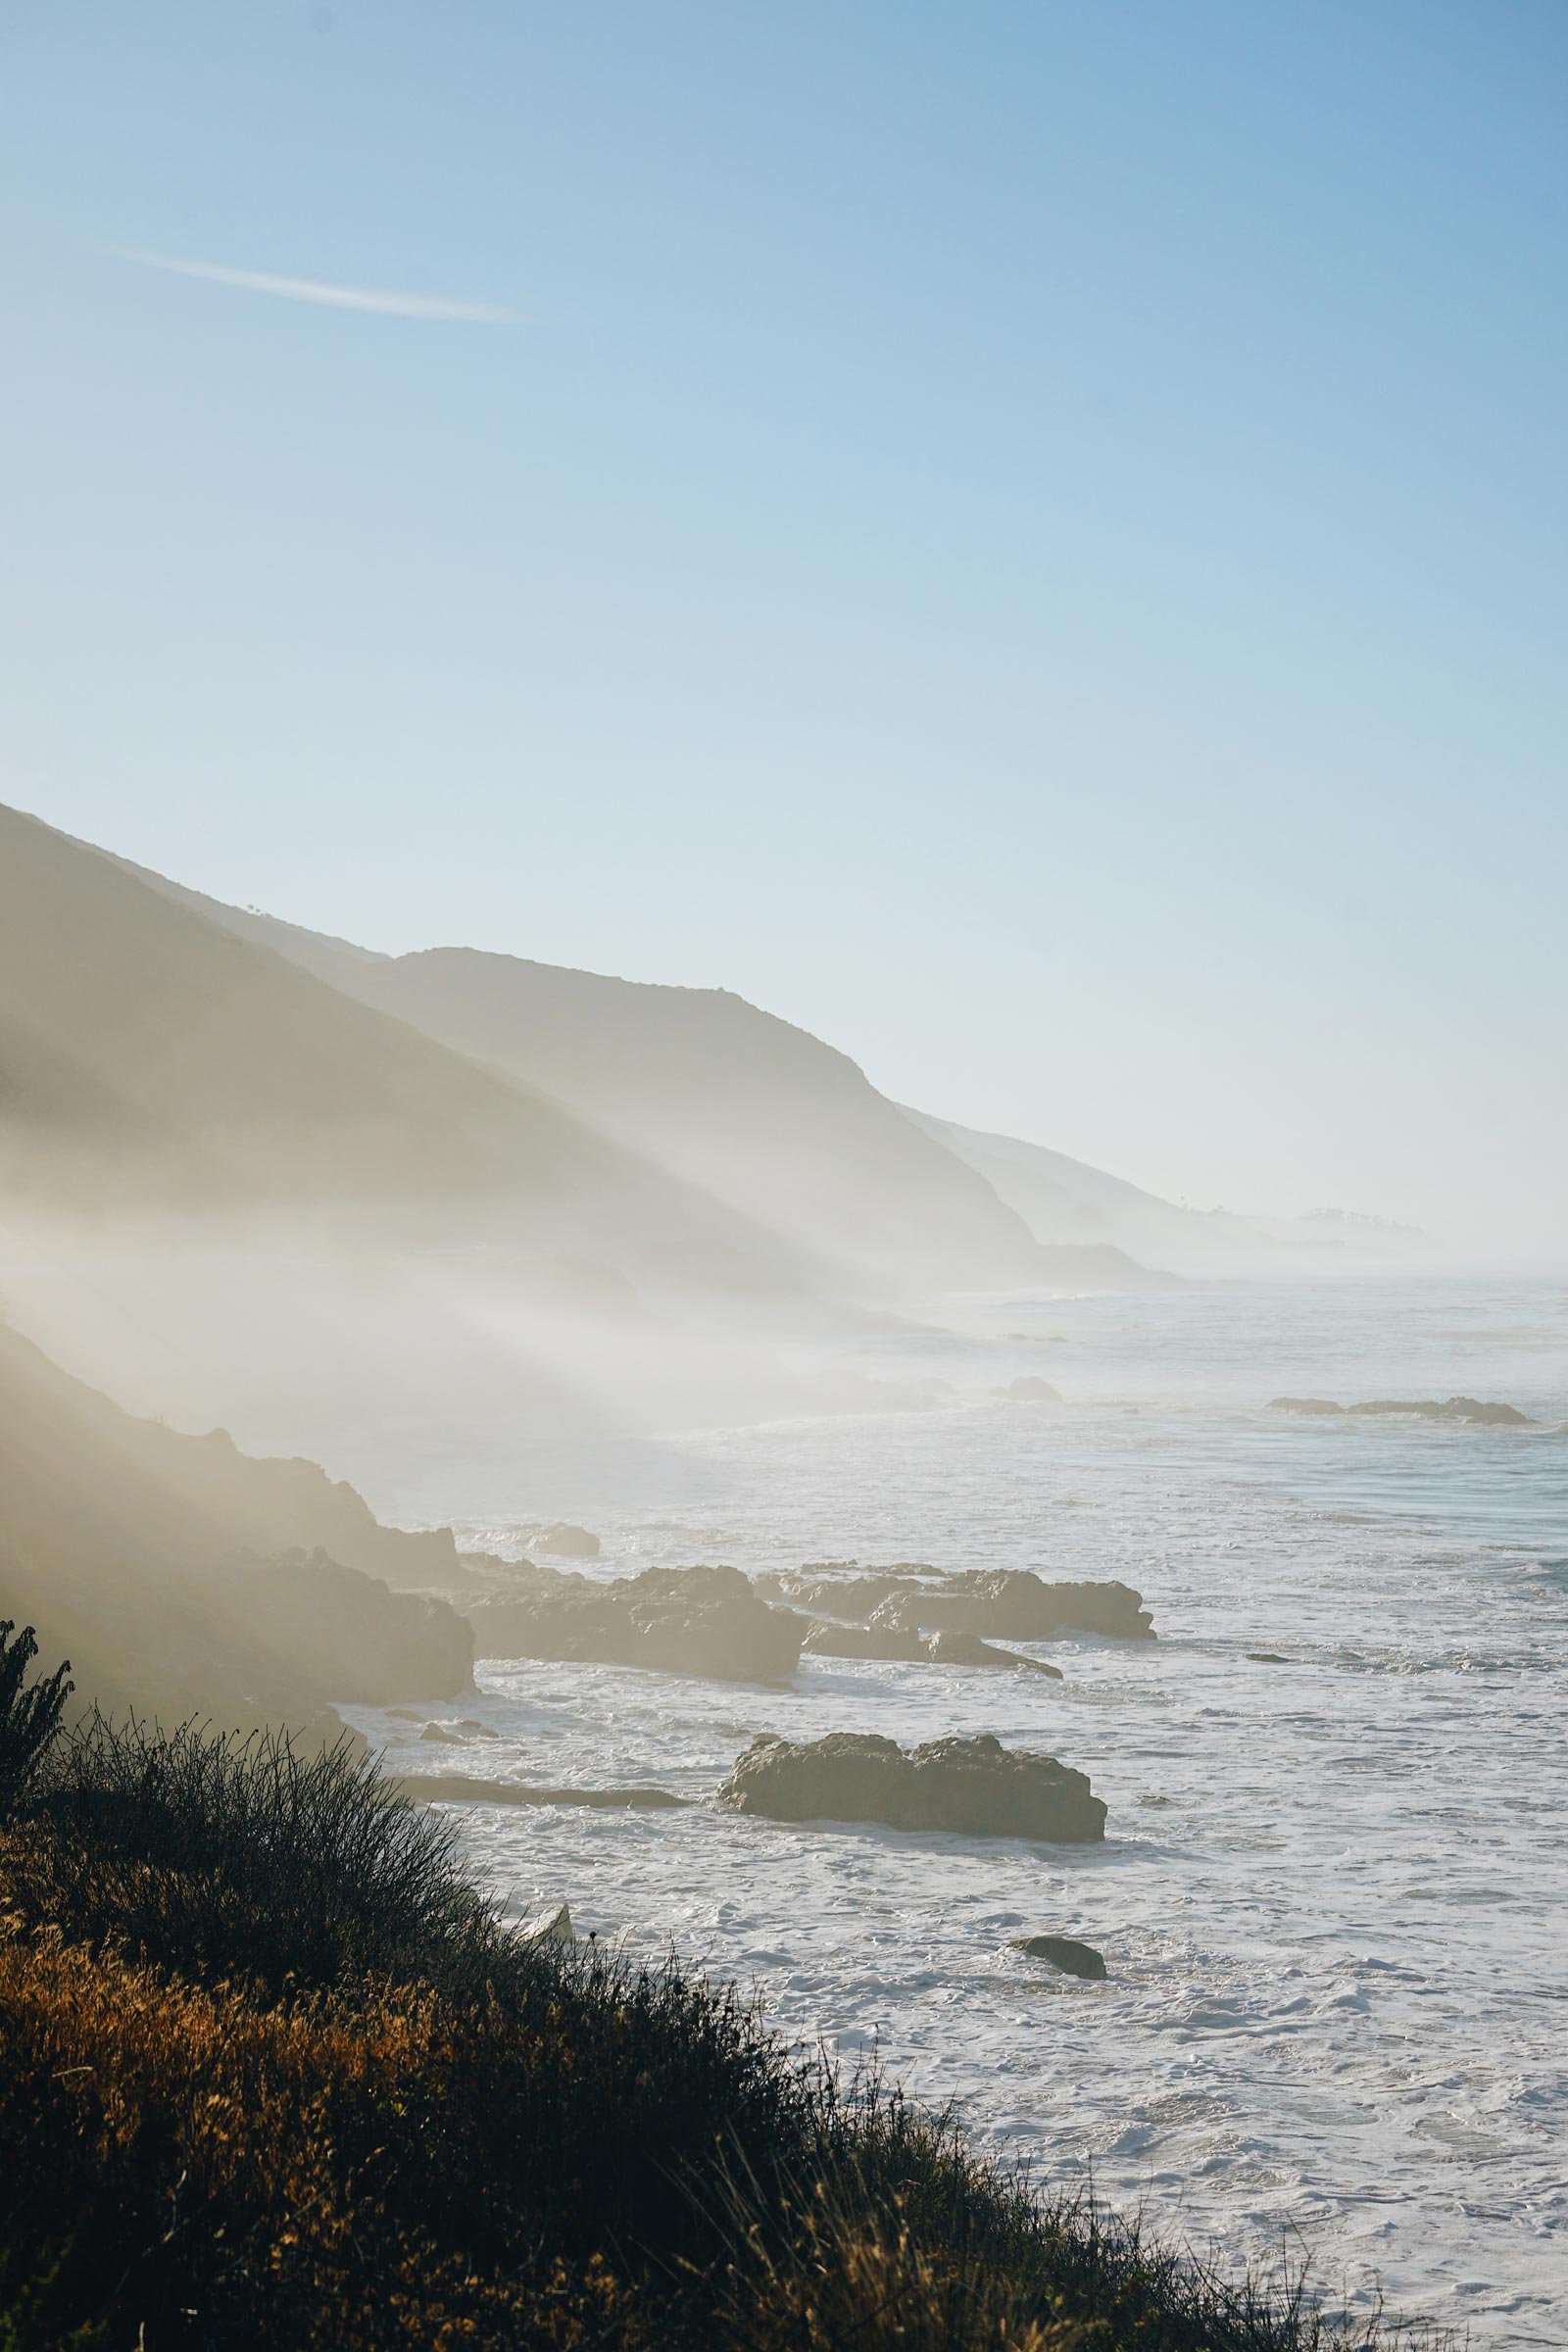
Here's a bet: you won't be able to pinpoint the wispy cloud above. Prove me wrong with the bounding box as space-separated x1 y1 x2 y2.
109 246 514 324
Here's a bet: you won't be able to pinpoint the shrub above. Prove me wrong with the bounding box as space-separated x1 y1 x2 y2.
20 1711 497 1997
0 1619 72 1811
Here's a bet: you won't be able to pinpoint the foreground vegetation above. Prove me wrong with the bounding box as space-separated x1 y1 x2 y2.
0 1628 1442 2350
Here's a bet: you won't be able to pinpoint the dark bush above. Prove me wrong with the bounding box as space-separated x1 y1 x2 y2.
0 1619 72 1810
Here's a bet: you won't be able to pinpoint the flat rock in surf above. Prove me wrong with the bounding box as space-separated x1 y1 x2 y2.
799 1622 1064 1677
467 1562 808 1681
769 1565 1153 1642
398 1774 688 1810
715 1731 1105 1843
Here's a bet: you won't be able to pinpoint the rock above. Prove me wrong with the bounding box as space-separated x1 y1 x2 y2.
1247 1651 1289 1664
1011 1933 1106 1980
993 1376 1062 1403
1348 1396 1534 1427
536 1522 601 1557
925 1630 1064 1679
801 1620 926 1662
871 1571 1153 1643
518 1901 576 1943
418 1722 466 1744
400 1775 687 1810
1272 1395 1534 1427
467 1563 807 1681
771 1569 933 1620
715 1731 1105 1842
800 1624 1064 1677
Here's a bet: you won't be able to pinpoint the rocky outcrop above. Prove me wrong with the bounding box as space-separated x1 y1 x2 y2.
219 1547 474 1704
1270 1395 1534 1426
1011 1933 1105 1980
992 1376 1061 1403
870 1571 1152 1643
715 1731 1105 1842
761 1569 932 1617
467 1564 807 1681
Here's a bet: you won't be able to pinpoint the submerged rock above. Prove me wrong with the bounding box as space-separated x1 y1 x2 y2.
715 1731 1105 1842
924 1630 1064 1678
1268 1396 1346 1416
467 1563 807 1681
400 1775 687 1810
992 1376 1062 1403
1011 1933 1106 1980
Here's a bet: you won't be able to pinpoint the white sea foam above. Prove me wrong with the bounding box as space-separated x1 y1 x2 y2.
344 1278 1568 2346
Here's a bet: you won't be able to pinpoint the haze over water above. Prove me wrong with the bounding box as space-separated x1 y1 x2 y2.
348 1277 1568 2347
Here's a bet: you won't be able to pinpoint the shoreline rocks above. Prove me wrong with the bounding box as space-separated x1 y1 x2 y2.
1270 1395 1534 1426
715 1731 1105 1842
467 1563 808 1682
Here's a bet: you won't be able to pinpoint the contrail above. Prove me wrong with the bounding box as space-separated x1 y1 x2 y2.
109 246 514 324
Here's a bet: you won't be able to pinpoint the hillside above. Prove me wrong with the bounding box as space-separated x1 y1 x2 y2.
0 1317 470 1734
0 804 814 1298
909 1113 1446 1278
906 1111 1296 1278
116 858 1054 1293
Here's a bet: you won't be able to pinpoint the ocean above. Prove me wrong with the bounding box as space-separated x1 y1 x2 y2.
345 1276 1568 2345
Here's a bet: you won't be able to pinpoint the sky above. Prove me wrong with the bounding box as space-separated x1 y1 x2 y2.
1 1 1564 1254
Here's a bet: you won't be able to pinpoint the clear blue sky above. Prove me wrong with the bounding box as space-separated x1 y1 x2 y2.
2 1 1564 1252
